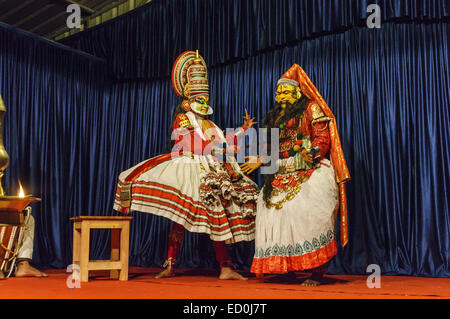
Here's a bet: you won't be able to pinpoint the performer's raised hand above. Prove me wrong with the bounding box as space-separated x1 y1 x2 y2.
240 155 262 175
243 109 257 129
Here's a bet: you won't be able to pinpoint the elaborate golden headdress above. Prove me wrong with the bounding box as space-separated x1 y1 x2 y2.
171 50 211 114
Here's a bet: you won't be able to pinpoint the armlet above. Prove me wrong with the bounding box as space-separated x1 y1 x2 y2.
312 119 333 133
177 114 193 129
311 104 325 120
310 104 332 131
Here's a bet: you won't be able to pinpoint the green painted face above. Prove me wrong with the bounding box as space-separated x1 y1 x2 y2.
191 96 211 115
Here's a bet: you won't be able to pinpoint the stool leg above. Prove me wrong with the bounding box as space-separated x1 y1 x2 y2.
80 222 90 282
119 222 130 281
110 229 120 280
72 222 81 267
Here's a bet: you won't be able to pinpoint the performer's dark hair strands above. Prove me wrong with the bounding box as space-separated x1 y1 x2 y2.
262 93 310 202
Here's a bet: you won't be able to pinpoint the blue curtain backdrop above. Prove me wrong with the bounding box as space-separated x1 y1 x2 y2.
0 0 449 277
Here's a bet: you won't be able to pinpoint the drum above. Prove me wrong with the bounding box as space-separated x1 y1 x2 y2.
0 207 30 278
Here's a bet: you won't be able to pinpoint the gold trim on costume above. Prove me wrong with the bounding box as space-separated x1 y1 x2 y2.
119 182 132 208
311 104 325 119
311 116 333 125
201 119 216 141
265 173 311 209
178 114 193 128
266 183 302 210
311 116 333 132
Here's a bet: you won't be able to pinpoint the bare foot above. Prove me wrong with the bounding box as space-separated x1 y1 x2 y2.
301 278 321 286
301 272 324 286
15 261 48 278
155 266 175 279
0 271 5 280
219 267 247 280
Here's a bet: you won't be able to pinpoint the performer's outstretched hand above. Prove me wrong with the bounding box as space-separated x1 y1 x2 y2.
240 155 262 175
243 109 257 129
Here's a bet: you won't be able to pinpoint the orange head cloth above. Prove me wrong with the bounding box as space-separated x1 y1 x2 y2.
279 64 351 247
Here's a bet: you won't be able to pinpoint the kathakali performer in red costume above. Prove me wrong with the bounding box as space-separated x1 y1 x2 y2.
241 64 350 286
113 51 259 280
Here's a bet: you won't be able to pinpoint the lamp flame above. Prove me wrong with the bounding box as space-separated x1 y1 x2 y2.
18 180 25 198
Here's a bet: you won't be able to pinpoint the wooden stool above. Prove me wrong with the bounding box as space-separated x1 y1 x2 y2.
70 216 133 282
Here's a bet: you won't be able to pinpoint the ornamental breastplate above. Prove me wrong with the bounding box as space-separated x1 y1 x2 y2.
199 118 217 142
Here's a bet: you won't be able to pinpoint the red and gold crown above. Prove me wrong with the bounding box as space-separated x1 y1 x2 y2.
171 50 209 101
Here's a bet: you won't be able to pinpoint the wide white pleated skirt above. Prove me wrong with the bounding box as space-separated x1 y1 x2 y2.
113 154 258 243
251 159 339 274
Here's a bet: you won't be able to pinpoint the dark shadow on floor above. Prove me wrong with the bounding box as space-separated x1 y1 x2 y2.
90 269 348 285
262 272 349 285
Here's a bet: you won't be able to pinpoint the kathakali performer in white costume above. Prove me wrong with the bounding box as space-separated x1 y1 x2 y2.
241 64 350 286
113 51 259 280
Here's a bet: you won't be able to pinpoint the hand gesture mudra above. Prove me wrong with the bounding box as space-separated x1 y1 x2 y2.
243 109 257 130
